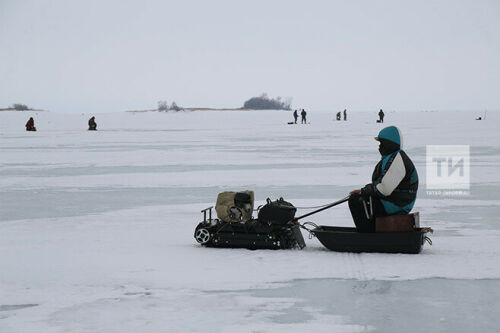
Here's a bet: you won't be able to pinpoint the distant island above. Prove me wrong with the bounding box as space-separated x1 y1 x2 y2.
0 104 46 112
126 93 292 112
242 93 291 110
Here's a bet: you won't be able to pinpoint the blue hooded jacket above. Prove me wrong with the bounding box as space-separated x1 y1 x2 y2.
361 126 419 215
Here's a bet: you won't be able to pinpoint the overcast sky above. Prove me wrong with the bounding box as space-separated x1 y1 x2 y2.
1 0 499 113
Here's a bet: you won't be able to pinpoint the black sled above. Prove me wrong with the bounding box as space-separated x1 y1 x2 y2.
194 206 305 250
311 226 430 254
295 197 432 254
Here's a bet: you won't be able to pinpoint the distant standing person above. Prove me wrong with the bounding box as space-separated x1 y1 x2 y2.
88 116 97 130
378 109 385 123
301 109 307 124
293 110 298 124
336 112 341 121
343 109 347 121
25 117 36 131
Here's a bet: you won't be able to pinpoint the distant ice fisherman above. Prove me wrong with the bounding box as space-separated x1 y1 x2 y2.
378 109 385 123
88 116 97 130
301 109 307 124
25 117 36 131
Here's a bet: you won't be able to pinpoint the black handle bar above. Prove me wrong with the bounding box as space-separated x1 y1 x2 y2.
293 195 350 222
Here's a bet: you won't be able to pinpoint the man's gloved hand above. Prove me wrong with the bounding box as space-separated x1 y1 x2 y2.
361 184 374 197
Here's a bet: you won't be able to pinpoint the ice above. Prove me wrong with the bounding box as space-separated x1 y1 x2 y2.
1 110 500 332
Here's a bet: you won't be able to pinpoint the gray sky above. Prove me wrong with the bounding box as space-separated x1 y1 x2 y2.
1 0 499 113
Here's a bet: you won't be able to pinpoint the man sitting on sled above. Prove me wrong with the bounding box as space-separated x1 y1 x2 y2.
350 126 418 232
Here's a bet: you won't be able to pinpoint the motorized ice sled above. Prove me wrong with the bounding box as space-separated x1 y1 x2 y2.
194 192 306 250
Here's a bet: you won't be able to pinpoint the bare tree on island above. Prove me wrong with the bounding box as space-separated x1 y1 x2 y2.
242 93 292 110
11 103 30 111
158 101 169 111
170 101 181 111
157 100 183 111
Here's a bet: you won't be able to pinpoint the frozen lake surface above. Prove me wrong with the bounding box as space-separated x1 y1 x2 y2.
1 110 500 332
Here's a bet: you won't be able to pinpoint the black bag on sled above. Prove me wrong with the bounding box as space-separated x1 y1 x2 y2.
258 198 297 225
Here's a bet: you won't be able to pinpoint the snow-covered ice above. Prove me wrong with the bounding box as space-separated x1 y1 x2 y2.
1 110 500 332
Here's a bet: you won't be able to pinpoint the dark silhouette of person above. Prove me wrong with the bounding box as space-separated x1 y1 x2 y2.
25 117 36 131
293 110 298 124
343 109 347 121
336 112 341 121
378 109 385 123
88 116 97 130
301 109 307 124
349 126 418 232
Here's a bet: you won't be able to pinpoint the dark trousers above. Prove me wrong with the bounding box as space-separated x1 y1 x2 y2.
348 194 387 232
